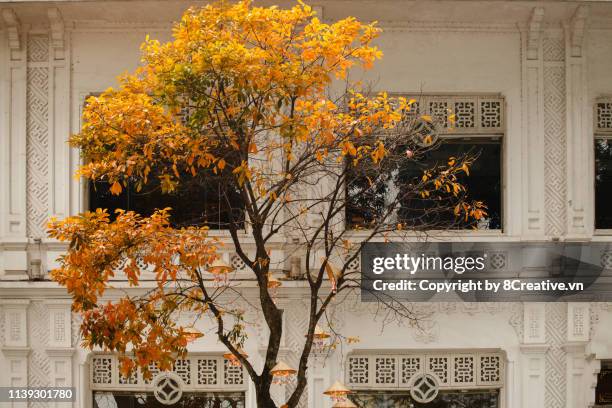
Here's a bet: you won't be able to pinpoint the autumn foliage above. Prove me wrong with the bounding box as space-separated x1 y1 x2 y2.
49 2 485 407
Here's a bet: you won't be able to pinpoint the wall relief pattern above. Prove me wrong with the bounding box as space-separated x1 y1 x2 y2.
26 35 50 238
543 34 567 237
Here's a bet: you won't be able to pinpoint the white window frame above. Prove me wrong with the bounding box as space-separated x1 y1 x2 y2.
345 349 506 407
594 97 612 234
345 93 506 238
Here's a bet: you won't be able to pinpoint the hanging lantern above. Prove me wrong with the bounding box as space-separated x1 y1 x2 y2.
323 380 352 402
332 399 357 408
208 258 234 282
182 327 203 342
306 325 331 350
270 361 296 385
223 347 248 367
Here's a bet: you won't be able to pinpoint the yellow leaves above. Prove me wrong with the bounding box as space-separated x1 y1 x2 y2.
371 141 386 163
232 160 252 186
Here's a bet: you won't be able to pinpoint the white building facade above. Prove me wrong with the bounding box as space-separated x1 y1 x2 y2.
1 1 612 407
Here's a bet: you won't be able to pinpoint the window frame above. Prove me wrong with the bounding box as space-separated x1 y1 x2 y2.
79 92 250 236
344 93 506 238
593 97 612 234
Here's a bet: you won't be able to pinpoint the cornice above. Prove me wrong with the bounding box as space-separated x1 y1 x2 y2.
1 346 31 357
519 343 550 353
46 347 76 357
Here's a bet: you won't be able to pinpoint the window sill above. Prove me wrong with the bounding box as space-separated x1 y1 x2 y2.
343 228 511 242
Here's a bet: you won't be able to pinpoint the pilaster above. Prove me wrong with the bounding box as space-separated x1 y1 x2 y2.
1 9 28 244
565 6 591 238
522 7 547 238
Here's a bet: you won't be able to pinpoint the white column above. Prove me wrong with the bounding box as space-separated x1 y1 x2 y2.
0 10 29 280
521 8 547 238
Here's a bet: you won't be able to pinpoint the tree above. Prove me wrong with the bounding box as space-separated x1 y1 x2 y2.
48 2 486 407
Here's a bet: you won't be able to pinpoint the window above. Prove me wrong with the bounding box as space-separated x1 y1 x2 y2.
88 168 244 229
91 354 247 407
596 360 612 406
346 95 504 230
352 390 499 408
83 95 245 229
595 99 612 230
93 392 245 408
345 351 504 407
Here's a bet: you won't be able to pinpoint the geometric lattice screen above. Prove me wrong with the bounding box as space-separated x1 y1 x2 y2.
346 351 503 389
596 99 612 134
396 95 505 134
91 353 246 391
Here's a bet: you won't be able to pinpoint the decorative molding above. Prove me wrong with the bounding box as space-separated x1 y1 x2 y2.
1 301 29 347
346 350 504 390
545 303 567 408
26 35 51 239
1 8 21 58
523 303 546 344
543 34 567 238
28 301 51 389
90 353 246 391
570 6 589 58
526 7 545 60
47 7 65 60
567 303 589 342
46 302 71 348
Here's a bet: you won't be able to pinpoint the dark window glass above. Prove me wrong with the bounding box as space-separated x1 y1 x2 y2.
89 168 245 230
353 389 499 408
596 361 612 405
93 392 245 408
596 139 612 229
346 138 502 230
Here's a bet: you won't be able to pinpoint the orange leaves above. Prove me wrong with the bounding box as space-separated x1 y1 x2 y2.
49 208 219 379
74 87 215 193
48 209 215 311
109 181 122 195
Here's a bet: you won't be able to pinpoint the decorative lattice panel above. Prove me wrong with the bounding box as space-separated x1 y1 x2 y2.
197 359 218 385
480 355 501 383
348 356 370 385
144 362 161 384
596 100 612 133
374 357 396 385
488 252 507 270
395 95 504 134
429 100 449 128
118 358 138 385
92 357 113 384
173 359 191 385
224 359 245 385
347 351 503 390
452 356 475 385
454 101 476 128
400 357 422 385
90 354 245 391
428 356 450 385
